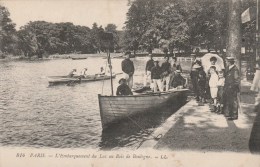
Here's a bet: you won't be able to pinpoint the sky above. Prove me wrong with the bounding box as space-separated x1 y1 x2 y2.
1 0 129 30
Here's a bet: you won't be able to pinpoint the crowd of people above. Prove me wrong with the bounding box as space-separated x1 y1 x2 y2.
190 55 240 120
117 52 186 95
118 51 248 121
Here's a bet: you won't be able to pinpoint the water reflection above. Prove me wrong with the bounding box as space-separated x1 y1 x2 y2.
0 55 191 149
99 100 187 150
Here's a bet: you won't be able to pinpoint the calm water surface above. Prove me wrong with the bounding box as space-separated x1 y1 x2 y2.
0 55 190 149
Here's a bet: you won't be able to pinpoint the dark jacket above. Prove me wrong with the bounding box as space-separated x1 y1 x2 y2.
170 74 186 88
151 66 162 79
145 59 154 72
224 65 240 93
116 83 133 96
172 63 182 72
121 58 135 76
161 61 171 77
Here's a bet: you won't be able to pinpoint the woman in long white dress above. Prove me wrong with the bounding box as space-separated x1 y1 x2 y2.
251 60 260 106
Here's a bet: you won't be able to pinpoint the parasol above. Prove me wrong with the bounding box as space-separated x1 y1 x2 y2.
201 53 225 73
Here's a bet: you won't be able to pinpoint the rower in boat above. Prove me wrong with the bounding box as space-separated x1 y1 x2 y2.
68 69 78 77
80 68 88 78
116 78 133 96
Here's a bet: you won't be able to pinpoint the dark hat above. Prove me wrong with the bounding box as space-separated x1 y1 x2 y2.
125 51 131 55
226 57 235 61
154 60 159 63
210 56 217 62
118 78 126 84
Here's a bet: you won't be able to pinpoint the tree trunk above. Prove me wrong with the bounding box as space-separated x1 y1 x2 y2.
226 0 242 72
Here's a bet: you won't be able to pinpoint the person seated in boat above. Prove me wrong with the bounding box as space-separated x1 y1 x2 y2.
68 69 78 77
100 67 105 75
96 66 106 76
80 68 88 78
170 70 186 89
116 78 133 96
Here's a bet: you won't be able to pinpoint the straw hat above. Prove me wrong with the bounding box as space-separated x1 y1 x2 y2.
226 57 235 61
192 64 201 69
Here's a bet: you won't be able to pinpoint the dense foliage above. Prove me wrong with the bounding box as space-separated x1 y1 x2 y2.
0 0 257 57
124 0 256 54
0 5 121 57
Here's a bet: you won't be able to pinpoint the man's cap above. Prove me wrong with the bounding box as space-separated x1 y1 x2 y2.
176 70 181 73
226 57 235 61
118 78 126 84
154 60 159 63
125 51 131 55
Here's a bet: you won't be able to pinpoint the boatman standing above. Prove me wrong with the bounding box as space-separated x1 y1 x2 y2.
161 56 171 91
223 57 240 120
151 60 163 92
144 53 154 87
121 52 135 89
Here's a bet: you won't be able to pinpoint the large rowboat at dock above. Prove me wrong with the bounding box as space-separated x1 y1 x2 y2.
98 89 188 129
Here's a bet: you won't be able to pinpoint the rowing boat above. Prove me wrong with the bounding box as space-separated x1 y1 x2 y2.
71 57 88 60
98 89 188 129
48 74 116 86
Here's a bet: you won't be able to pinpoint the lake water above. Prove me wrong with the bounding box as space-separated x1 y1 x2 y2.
0 54 191 150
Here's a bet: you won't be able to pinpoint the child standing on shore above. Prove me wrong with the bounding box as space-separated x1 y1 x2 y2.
209 66 218 112
216 71 225 114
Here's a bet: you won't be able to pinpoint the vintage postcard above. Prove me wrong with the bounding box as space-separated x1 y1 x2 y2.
0 0 260 166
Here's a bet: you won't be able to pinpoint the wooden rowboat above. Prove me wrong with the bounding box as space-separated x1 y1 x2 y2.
98 89 188 129
48 74 116 86
71 57 88 60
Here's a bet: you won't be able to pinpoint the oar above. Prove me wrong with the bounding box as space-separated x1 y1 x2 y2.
66 76 81 86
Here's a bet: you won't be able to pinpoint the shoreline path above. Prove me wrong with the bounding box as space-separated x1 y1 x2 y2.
140 80 260 153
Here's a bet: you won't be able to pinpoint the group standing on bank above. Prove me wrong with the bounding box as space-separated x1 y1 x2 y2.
118 52 241 121
190 54 240 120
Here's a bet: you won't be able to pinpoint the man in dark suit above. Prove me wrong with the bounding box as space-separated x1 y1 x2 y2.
223 57 240 120
121 52 135 89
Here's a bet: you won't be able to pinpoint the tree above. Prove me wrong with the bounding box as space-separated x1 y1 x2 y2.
0 5 17 55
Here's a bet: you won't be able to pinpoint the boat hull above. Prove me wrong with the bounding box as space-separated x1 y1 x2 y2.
71 57 88 60
48 75 115 86
98 89 188 129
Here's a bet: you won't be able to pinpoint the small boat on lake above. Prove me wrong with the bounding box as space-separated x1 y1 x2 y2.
71 57 88 60
98 89 188 129
48 74 116 86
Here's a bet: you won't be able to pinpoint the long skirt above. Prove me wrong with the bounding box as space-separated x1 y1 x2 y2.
251 70 260 92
